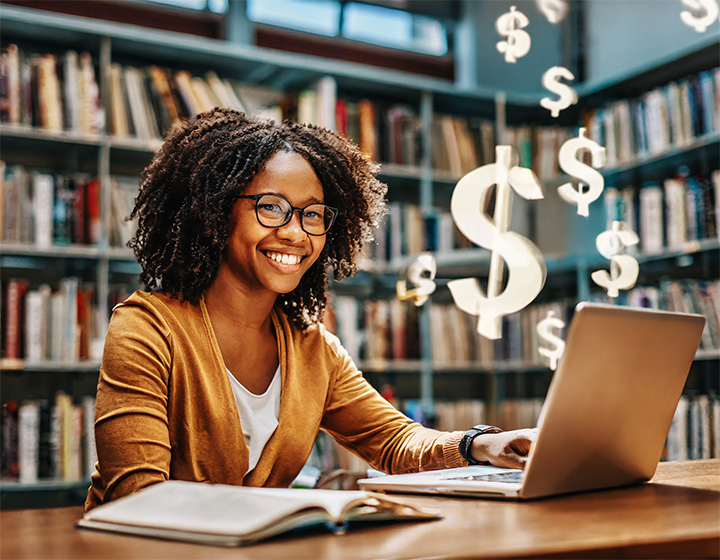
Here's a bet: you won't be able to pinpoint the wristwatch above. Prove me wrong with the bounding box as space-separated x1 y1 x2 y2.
459 424 503 465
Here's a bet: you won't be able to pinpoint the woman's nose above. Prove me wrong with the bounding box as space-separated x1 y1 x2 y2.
277 209 306 239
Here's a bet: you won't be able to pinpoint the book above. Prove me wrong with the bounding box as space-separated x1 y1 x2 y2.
37 53 63 131
17 400 40 484
63 50 81 133
109 64 129 137
52 175 74 245
639 182 664 254
4 44 21 125
109 177 139 248
664 176 686 250
358 99 377 160
76 480 441 546
84 179 100 245
123 67 152 140
37 399 55 478
3 278 29 360
24 283 50 362
32 173 54 248
81 395 97 477
1 400 19 478
144 68 173 137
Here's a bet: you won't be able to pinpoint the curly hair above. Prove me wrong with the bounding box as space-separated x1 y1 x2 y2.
129 107 387 329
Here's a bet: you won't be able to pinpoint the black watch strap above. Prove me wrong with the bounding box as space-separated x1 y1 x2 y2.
459 424 503 465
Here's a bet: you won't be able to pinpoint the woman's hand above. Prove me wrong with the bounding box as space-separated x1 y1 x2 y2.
470 428 539 469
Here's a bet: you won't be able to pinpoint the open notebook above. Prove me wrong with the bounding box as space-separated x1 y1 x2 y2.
77 481 441 546
358 302 705 500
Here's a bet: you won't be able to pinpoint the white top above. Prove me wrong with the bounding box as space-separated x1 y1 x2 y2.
227 365 281 475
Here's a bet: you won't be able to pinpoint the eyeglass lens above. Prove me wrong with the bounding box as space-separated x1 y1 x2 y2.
256 194 334 235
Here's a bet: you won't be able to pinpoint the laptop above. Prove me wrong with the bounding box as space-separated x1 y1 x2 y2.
358 302 705 500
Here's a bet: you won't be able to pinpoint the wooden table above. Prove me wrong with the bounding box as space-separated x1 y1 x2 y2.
2 460 718 559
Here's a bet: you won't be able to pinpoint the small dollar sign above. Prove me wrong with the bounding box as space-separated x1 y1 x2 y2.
540 66 578 118
557 127 607 217
396 253 437 307
536 0 568 23
536 310 566 370
496 5 532 63
591 221 640 298
681 0 719 32
447 146 546 340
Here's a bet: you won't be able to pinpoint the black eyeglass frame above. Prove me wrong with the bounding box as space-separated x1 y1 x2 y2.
237 194 339 236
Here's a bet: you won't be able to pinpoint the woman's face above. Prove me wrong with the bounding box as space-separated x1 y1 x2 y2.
221 150 327 297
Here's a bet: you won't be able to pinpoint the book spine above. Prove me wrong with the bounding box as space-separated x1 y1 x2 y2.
68 404 83 481
32 173 54 248
82 395 97 477
0 160 6 242
79 51 102 135
109 64 128 137
61 277 79 362
53 176 73 246
0 49 9 124
38 399 54 478
18 400 40 484
4 278 28 360
24 288 45 362
6 44 20 125
63 50 80 133
639 183 664 254
1 400 19 478
664 178 686 250
85 179 100 245
49 400 62 479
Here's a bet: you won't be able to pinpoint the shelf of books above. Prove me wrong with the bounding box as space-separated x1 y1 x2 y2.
1 5 719 501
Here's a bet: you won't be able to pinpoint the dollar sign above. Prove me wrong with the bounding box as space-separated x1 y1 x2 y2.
680 0 719 32
557 127 607 217
496 5 532 63
540 66 578 118
536 0 568 23
536 310 566 370
591 221 640 298
448 146 547 340
396 253 437 307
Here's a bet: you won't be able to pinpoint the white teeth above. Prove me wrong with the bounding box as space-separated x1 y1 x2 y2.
267 252 300 265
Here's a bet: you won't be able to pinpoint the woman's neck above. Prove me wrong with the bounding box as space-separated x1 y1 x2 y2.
204 271 277 333
204 271 280 394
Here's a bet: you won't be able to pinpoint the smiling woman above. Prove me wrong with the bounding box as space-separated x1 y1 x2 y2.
85 107 538 512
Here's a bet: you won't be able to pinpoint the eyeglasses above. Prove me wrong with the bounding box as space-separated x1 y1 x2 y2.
238 194 339 236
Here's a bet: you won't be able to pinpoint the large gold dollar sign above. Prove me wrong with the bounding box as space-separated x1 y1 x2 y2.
448 146 547 340
557 127 607 217
496 5 531 63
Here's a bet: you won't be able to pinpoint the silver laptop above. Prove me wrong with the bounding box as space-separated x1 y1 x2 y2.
358 302 705 500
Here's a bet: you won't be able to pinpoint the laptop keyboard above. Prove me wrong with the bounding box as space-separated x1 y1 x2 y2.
447 470 525 483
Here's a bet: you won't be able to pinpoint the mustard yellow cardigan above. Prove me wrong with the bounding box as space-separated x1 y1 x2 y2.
85 291 465 510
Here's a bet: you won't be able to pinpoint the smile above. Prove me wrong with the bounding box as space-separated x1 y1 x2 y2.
265 251 303 265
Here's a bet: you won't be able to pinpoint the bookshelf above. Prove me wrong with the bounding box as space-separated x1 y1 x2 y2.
1 4 718 501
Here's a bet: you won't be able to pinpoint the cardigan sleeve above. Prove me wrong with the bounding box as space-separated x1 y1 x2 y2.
318 329 466 474
86 301 173 510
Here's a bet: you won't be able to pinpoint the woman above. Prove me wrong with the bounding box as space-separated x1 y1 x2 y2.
86 108 535 510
